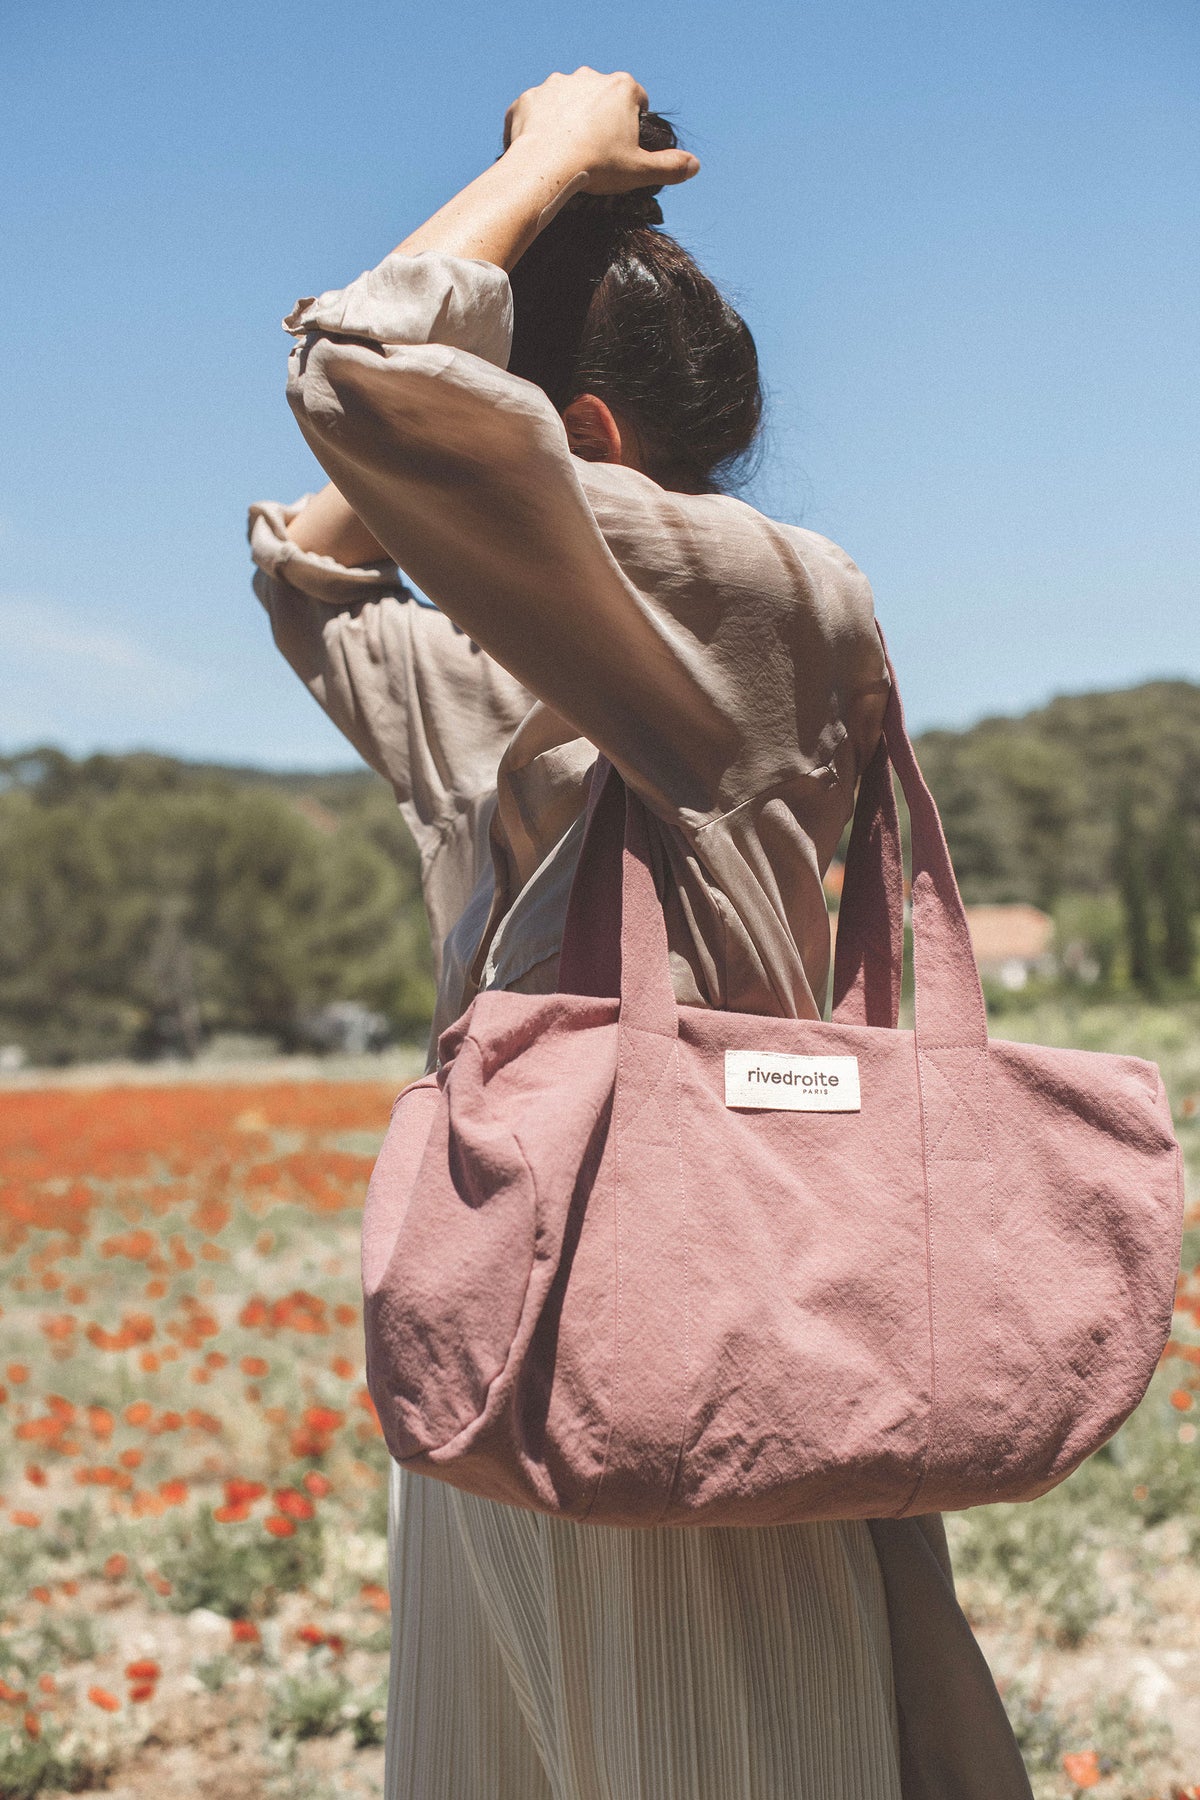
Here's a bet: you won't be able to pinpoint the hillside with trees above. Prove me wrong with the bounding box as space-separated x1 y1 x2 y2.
914 679 1200 997
0 750 433 1065
1 676 1197 1064
914 680 1200 909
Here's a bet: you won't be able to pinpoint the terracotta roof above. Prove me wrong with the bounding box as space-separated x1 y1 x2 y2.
963 904 1054 965
827 901 1053 968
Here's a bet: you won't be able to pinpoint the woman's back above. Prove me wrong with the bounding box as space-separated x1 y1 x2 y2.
256 245 888 1051
251 68 1033 1800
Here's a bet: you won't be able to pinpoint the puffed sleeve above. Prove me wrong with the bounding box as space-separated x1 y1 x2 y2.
282 251 887 827
248 495 532 866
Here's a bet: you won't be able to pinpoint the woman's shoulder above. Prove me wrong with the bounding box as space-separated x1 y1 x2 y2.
574 461 877 642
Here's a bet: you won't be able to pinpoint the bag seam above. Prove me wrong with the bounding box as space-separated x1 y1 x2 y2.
897 1040 939 1518
579 1025 625 1523
657 1036 691 1525
387 1049 544 1469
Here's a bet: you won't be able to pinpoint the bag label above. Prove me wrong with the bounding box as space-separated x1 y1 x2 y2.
724 1051 861 1112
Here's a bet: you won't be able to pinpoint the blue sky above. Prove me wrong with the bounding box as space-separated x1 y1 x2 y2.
2 0 1196 766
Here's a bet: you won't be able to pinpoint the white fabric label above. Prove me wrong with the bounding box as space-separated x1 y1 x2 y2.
724 1051 861 1112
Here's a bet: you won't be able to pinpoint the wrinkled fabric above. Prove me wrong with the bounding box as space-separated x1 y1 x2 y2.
364 805 1179 1523
270 250 891 1040
250 247 1033 1800
388 1458 905 1800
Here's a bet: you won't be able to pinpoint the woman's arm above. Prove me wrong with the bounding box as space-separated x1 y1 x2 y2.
286 69 697 564
283 262 877 823
250 498 533 849
281 75 869 826
395 68 698 267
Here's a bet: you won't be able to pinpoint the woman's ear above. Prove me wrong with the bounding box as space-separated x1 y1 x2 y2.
562 393 625 465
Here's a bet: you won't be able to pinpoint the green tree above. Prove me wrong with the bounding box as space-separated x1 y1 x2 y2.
0 752 436 1064
1157 809 1196 983
915 679 1200 904
1113 795 1158 995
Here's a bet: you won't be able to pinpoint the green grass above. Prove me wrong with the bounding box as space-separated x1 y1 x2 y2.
160 1507 325 1620
0 1015 1195 1798
0 1724 111 1800
1003 1682 1173 1800
267 1667 351 1740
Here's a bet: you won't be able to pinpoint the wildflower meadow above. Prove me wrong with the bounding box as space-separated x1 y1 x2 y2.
0 1007 1196 1799
0 1066 420 1798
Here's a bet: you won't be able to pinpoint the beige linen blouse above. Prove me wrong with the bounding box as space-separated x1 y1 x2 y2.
249 250 1032 1800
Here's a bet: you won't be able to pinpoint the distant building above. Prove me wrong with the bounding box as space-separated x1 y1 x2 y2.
826 872 1055 993
963 904 1056 990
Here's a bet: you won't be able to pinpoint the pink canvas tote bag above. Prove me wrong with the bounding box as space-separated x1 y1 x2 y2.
362 639 1183 1527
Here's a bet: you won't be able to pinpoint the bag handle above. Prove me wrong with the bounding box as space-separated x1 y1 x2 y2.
560 626 986 1055
832 627 987 1050
557 753 680 1039
828 728 905 1031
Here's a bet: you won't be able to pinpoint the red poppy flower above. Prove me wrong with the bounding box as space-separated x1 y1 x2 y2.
1061 1751 1100 1789
273 1488 314 1522
214 1502 251 1524
224 1478 267 1507
303 1405 344 1432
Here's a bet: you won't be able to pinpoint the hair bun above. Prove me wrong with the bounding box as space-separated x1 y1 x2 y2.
567 110 677 233
578 187 664 228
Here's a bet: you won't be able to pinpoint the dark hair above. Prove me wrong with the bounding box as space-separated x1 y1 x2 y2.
506 113 763 494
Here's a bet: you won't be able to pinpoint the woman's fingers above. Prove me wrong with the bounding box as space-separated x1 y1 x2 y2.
641 147 701 187
501 68 698 195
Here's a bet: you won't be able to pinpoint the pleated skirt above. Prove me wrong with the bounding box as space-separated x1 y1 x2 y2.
384 1462 903 1800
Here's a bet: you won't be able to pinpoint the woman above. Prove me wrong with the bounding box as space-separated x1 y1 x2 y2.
250 67 1032 1800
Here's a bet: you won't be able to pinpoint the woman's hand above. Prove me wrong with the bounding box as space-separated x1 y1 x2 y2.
503 68 700 195
286 67 698 566
390 66 696 272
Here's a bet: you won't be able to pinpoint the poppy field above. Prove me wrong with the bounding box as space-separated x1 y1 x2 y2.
0 1067 419 1798
0 1006 1197 1800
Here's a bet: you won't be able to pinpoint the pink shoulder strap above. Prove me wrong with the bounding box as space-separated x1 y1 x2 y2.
559 624 986 1055
831 627 987 1050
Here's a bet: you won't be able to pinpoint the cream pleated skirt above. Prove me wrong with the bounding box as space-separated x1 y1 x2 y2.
384 1463 903 1800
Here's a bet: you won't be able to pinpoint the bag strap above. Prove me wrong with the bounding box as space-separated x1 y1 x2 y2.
557 754 680 1040
560 626 986 1056
828 728 905 1030
832 626 987 1050
557 759 623 999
